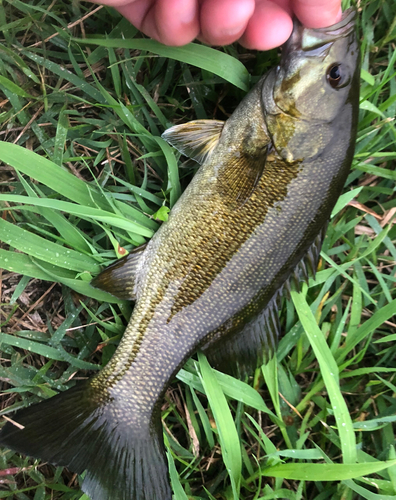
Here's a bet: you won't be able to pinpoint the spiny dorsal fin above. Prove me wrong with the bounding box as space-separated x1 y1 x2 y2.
91 244 146 301
203 292 281 378
284 223 327 297
161 119 225 164
203 224 328 376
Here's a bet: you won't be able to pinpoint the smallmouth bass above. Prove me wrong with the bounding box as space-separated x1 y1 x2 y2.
0 9 360 500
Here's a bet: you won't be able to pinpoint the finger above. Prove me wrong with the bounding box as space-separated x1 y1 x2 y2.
116 0 200 45
239 0 293 51
154 0 200 45
200 0 255 46
115 0 159 39
88 0 142 6
292 0 342 28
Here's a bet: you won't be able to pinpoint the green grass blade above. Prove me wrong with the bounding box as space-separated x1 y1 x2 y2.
198 351 241 499
331 187 363 217
339 298 396 363
152 136 181 207
0 333 65 361
22 51 104 102
342 478 396 500
0 249 119 302
0 195 154 238
0 142 108 208
74 38 250 91
0 142 157 231
52 107 69 166
0 75 33 98
291 290 357 464
260 460 396 481
167 450 189 500
0 218 99 272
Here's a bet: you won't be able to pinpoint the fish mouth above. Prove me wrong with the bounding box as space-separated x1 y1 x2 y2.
310 8 357 38
283 7 357 55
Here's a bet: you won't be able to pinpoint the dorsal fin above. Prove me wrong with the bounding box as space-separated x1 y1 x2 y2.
203 292 282 378
203 226 327 376
284 224 327 297
161 119 225 164
91 244 146 300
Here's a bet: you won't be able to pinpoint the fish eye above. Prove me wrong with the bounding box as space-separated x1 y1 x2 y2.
326 63 348 89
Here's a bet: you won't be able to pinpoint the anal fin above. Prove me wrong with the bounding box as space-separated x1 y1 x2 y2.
91 244 146 300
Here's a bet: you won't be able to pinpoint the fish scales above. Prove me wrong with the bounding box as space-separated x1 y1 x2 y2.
0 8 360 500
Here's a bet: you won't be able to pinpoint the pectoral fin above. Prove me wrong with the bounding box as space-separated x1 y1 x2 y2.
91 244 146 300
162 119 225 164
217 143 270 208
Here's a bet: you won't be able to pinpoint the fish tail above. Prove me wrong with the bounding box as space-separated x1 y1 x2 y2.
0 380 171 500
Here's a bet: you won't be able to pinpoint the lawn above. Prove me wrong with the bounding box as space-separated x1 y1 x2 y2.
0 0 395 499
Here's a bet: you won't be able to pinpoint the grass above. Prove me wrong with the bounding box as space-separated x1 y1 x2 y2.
0 0 395 499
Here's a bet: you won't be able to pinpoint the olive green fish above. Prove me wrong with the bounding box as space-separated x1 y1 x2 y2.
0 9 360 500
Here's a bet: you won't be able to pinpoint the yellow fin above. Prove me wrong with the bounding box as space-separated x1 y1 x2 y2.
90 244 146 300
161 119 225 164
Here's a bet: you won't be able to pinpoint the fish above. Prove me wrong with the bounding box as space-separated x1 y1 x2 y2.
0 8 360 500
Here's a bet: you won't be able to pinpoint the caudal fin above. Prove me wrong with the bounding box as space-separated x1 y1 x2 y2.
0 381 172 500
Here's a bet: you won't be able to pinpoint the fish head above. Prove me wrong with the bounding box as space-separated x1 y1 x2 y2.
262 8 360 161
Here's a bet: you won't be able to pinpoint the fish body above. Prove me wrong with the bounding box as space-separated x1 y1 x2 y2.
0 9 360 500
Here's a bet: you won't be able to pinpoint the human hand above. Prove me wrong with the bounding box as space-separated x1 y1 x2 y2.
87 0 342 50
